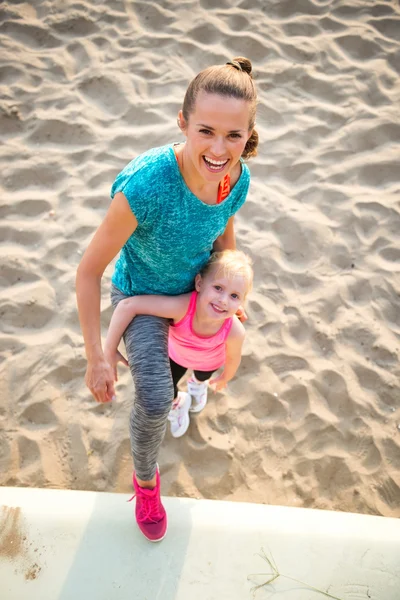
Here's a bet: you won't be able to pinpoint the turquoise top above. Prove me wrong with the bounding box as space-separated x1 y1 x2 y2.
111 144 250 296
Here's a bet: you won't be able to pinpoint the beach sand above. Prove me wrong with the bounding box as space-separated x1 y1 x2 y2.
1 0 399 518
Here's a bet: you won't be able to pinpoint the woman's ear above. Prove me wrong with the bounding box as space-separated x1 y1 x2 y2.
177 110 187 134
195 274 202 292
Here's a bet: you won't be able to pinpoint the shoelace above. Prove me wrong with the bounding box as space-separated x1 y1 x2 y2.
128 490 163 523
167 406 179 422
168 398 185 421
168 410 183 427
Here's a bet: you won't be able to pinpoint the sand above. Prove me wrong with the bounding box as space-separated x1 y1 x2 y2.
0 0 399 519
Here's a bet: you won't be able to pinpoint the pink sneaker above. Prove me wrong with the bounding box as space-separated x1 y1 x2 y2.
131 470 167 542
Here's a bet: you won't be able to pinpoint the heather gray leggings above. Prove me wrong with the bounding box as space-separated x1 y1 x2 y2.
111 284 174 481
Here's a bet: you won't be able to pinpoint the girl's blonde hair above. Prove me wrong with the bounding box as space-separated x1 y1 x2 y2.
199 250 253 297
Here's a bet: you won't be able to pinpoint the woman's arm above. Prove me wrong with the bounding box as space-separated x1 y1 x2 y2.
210 318 245 391
76 191 137 403
104 294 189 358
213 215 236 251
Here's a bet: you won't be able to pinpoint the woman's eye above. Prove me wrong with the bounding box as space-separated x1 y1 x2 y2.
199 129 212 135
229 133 242 139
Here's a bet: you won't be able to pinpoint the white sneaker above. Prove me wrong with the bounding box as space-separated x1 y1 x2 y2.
168 392 191 438
188 377 209 413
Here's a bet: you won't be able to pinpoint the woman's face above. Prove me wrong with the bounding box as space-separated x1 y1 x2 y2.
178 91 252 183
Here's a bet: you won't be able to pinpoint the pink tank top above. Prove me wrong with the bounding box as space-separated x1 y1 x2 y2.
168 291 233 371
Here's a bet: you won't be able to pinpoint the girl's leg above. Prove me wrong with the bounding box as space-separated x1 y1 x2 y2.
169 358 188 399
193 369 215 382
189 369 215 413
168 358 191 437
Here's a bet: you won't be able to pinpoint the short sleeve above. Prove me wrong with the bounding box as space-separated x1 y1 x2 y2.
229 163 250 217
110 161 149 224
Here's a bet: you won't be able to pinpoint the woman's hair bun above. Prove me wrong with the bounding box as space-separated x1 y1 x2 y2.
231 56 253 77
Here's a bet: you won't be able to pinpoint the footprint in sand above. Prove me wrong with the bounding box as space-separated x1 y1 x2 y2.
381 438 400 470
20 403 57 429
345 430 382 474
18 435 41 470
0 225 41 246
282 384 310 422
0 256 40 287
0 22 61 49
79 76 129 116
28 120 95 147
0 198 52 218
313 369 355 417
377 476 400 511
52 16 98 37
0 281 56 331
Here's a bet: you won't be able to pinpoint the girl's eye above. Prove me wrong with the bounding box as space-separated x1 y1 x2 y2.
214 285 221 291
231 294 239 299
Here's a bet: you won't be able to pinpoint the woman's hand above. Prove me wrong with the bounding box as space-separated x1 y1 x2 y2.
85 356 118 403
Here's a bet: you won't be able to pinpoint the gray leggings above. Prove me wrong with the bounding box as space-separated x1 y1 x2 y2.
111 284 174 481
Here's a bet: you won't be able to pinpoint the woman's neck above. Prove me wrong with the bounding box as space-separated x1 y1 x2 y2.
176 143 220 203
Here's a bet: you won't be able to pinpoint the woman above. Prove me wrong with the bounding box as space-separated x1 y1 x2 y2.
76 56 259 542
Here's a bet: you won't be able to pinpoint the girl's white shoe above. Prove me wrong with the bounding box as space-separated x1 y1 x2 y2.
188 377 209 413
168 391 192 438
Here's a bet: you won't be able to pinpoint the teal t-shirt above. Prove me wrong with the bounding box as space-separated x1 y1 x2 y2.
111 144 250 296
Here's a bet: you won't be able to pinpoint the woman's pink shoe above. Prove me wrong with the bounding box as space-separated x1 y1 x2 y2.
131 469 167 542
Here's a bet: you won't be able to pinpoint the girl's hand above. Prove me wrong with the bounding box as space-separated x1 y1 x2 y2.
210 374 228 392
103 349 129 383
85 357 116 404
235 307 248 323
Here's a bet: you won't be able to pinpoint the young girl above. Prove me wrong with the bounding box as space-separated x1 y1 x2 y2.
104 250 253 438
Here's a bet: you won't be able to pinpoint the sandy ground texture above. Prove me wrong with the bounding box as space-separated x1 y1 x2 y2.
1 0 400 519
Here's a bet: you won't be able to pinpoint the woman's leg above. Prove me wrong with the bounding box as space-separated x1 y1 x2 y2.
125 314 174 483
111 286 174 483
110 285 170 542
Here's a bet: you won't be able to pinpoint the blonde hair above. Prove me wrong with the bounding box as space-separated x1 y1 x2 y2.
199 250 253 297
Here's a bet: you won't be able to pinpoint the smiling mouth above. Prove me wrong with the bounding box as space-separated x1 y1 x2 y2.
203 156 229 172
211 303 226 314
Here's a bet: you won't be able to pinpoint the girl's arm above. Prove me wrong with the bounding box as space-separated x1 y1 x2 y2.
210 317 245 391
104 294 189 358
76 192 138 403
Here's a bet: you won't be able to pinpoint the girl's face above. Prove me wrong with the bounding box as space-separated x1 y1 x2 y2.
178 91 252 183
195 268 248 321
